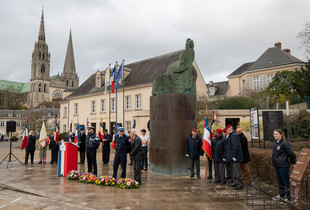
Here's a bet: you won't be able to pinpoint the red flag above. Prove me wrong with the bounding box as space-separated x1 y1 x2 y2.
112 140 116 150
55 117 59 143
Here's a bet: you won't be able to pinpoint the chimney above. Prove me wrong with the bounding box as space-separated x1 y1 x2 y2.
274 42 282 49
283 48 291 54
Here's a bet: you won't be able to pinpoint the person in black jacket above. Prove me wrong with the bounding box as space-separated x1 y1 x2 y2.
236 128 251 184
272 129 296 202
86 126 100 176
129 129 144 185
79 128 86 164
25 130 36 164
49 132 58 164
213 129 226 184
113 127 131 179
226 125 243 190
185 128 203 178
102 129 112 164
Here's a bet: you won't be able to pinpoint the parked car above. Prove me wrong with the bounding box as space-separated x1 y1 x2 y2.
3 135 9 141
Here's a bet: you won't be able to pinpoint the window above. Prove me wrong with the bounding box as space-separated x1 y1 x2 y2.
253 76 259 92
135 94 141 109
16 113 22 117
72 81 74 87
64 107 67 117
8 113 13 117
266 74 273 86
41 64 45 73
125 121 131 133
16 121 21 127
0 121 4 127
101 99 106 112
38 83 41 92
74 103 78 115
97 77 101 88
44 84 47 92
91 101 96 113
63 125 66 132
47 112 52 117
66 80 69 86
126 96 131 110
111 98 116 111
209 87 215 96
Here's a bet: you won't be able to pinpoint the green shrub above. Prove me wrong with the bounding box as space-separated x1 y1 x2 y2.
12 136 18 141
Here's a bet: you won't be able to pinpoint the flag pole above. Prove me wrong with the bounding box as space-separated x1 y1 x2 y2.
122 60 125 128
204 116 209 181
115 61 118 133
108 63 111 135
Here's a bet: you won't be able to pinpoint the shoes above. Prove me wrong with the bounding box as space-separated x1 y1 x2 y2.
213 180 221 183
228 184 237 187
49 162 54 164
31 162 34 164
225 177 232 180
207 176 212 179
197 176 201 179
234 186 243 190
190 175 194 178
43 162 46 164
24 162 28 165
272 195 283 201
38 161 42 164
129 163 133 165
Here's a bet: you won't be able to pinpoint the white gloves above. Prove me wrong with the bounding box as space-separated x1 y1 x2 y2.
233 158 236 162
223 158 226 162
186 154 189 157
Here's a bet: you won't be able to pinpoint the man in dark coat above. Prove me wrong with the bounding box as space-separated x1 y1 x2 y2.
223 128 232 180
25 130 36 164
102 129 112 164
49 131 58 164
129 129 144 185
213 129 226 184
79 128 86 164
226 125 243 190
236 128 251 184
113 127 130 179
86 126 100 176
185 128 203 178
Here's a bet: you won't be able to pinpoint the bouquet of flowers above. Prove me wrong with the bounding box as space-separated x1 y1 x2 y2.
66 170 82 180
95 176 117 186
116 178 139 189
79 173 96 184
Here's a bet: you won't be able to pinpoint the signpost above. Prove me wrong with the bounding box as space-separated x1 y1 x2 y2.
250 107 260 148
262 111 283 149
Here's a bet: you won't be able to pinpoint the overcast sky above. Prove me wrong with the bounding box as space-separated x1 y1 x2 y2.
1 0 310 85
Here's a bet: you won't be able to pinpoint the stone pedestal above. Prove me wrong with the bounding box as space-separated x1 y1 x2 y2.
149 94 196 176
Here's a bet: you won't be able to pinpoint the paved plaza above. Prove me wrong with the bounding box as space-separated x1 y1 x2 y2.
0 141 257 209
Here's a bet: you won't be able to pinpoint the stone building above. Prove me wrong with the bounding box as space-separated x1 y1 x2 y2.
59 50 208 134
0 10 79 109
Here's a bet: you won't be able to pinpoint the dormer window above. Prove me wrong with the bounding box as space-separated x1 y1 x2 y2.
209 87 215 96
97 77 101 88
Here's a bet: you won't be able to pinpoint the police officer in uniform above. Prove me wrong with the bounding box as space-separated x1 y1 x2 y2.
86 126 100 176
112 127 130 179
102 129 112 164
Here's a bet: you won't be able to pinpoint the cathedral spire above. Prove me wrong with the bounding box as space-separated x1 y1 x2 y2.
38 9 45 42
63 30 76 73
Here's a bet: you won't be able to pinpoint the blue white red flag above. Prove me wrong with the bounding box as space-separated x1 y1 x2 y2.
21 118 29 150
115 62 123 91
132 119 136 129
110 63 117 94
202 117 212 159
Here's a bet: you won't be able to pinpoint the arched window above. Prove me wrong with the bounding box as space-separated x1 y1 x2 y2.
41 65 45 73
72 81 74 87
39 52 41 59
66 80 69 86
42 53 45 60
38 83 41 92
44 84 47 92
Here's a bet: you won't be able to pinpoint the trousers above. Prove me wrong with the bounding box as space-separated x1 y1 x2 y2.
226 162 233 179
87 148 97 175
39 146 47 161
113 153 127 179
102 146 110 164
80 148 85 163
190 157 200 177
25 149 35 164
241 163 252 184
215 162 225 182
134 157 142 184
141 146 148 170
275 167 290 200
232 162 243 187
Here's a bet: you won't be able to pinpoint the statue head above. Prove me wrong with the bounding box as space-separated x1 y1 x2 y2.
185 38 194 50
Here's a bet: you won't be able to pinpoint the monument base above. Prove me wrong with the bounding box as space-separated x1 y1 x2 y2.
149 94 196 176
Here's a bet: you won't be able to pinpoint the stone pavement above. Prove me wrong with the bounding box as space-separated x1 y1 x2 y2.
0 141 253 209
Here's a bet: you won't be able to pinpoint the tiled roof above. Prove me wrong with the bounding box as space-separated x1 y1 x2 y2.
66 50 184 99
0 80 30 93
206 81 229 96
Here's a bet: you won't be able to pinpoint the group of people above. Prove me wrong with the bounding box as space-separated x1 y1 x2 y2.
84 126 148 185
186 125 296 200
24 130 58 164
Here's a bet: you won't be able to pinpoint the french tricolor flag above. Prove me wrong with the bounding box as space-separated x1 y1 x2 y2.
202 117 212 159
110 63 117 94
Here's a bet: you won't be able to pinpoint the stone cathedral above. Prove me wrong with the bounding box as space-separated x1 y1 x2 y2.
28 10 79 108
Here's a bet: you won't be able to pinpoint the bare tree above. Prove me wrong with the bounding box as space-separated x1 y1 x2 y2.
297 21 310 59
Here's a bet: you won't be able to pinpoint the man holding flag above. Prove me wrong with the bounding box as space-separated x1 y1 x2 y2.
185 128 203 178
202 116 213 179
25 130 36 165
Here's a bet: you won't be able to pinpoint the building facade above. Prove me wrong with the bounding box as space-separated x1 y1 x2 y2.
226 42 305 97
59 50 208 135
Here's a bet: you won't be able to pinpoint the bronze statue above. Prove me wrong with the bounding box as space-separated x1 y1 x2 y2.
152 38 197 95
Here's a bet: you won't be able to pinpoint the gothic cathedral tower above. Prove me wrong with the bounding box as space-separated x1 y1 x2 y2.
29 10 51 108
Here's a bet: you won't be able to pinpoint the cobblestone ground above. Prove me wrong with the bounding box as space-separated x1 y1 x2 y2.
0 140 273 209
